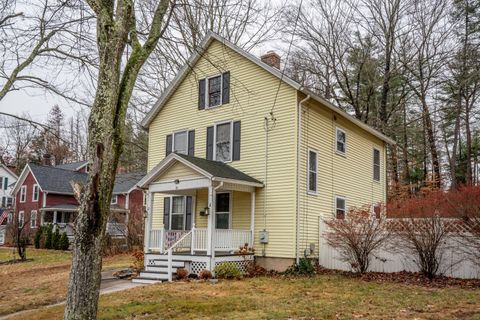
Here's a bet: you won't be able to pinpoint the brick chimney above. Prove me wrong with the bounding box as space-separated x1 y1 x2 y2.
42 154 52 166
261 51 281 69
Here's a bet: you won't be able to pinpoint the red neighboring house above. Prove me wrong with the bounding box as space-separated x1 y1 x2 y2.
7 160 146 245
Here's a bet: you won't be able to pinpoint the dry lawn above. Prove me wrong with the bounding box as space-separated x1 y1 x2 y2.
0 247 132 316
10 275 480 320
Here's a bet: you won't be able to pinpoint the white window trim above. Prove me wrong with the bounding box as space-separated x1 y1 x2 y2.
32 184 39 202
20 185 27 203
373 147 381 182
213 120 234 163
30 210 38 228
205 74 223 109
307 148 318 195
334 196 346 219
18 210 24 228
335 127 347 155
171 129 190 155
111 194 118 205
215 191 232 229
170 195 187 231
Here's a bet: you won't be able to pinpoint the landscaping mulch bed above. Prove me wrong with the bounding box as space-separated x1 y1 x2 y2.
316 266 480 288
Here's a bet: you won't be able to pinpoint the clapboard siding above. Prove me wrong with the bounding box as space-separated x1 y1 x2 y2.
297 92 387 258
147 40 298 258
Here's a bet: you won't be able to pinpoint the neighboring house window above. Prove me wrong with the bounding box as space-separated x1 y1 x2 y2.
373 148 381 182
30 210 37 228
215 122 232 162
18 210 24 227
198 72 230 110
32 184 39 202
111 195 118 205
0 177 3 190
6 197 12 207
1 196 5 207
336 128 346 154
216 193 230 229
20 185 27 203
171 196 186 230
3 177 8 190
7 212 13 224
307 149 318 194
335 196 346 219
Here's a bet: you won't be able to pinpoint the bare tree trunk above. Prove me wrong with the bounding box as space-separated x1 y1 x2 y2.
420 96 441 188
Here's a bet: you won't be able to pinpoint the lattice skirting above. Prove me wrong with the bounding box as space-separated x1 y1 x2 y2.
214 259 252 273
190 261 208 275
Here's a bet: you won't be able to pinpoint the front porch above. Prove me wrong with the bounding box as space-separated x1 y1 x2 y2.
137 153 263 282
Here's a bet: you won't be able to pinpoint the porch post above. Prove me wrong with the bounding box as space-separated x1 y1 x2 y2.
144 191 154 253
207 184 216 270
53 211 58 231
250 191 255 247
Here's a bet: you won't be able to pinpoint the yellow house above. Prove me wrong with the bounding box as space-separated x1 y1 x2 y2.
134 32 395 283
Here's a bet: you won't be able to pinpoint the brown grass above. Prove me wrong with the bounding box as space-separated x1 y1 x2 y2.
9 275 480 320
0 247 132 316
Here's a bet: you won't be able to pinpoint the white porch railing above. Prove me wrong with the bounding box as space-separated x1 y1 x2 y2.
149 228 253 253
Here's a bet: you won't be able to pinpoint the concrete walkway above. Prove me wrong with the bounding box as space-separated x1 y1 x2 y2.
0 269 146 320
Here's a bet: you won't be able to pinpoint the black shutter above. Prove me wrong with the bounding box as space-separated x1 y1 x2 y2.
163 197 170 230
166 134 172 156
233 121 241 161
198 79 206 110
4 177 7 190
222 71 230 104
206 126 214 160
185 196 193 230
188 130 195 156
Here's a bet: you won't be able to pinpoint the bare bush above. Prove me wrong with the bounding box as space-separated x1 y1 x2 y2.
324 205 391 273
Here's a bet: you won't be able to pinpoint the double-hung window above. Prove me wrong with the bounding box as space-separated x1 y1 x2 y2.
373 148 381 182
32 184 39 202
111 195 118 205
335 196 346 219
215 193 230 229
171 196 186 230
336 128 346 154
6 197 12 207
307 149 318 194
215 122 232 162
20 185 27 203
207 75 222 108
18 211 24 228
30 210 37 228
173 131 188 154
198 72 230 110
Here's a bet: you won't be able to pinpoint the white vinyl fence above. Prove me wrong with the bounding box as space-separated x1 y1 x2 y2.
318 219 480 279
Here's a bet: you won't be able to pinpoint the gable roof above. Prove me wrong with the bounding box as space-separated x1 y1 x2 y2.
141 32 395 145
29 164 87 194
55 160 88 171
138 153 263 188
0 164 18 179
113 172 146 194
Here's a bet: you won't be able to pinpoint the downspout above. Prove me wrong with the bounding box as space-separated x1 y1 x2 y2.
296 94 310 264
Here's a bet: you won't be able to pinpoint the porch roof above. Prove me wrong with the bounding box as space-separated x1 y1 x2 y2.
138 153 263 189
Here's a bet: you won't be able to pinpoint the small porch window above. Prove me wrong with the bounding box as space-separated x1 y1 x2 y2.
171 196 186 230
335 196 346 219
215 193 230 229
336 128 346 154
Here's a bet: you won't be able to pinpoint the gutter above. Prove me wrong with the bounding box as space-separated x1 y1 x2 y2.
296 94 310 264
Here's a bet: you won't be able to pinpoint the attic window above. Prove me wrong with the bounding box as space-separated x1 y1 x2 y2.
208 76 222 107
336 128 346 154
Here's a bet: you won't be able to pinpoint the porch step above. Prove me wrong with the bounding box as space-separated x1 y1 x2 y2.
136 271 171 281
132 278 162 284
146 265 181 273
147 259 186 268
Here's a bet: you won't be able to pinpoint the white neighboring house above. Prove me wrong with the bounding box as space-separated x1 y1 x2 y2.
0 164 18 245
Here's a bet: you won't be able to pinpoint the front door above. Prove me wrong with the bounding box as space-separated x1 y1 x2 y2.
215 193 230 229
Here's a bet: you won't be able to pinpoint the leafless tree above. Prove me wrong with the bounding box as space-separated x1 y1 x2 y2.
324 206 391 273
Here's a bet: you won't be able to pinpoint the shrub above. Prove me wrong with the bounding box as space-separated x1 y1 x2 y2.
285 257 316 276
244 260 268 277
44 225 53 249
199 269 213 280
323 205 391 273
214 262 243 279
34 226 44 249
176 268 188 280
52 228 61 250
58 232 70 250
131 250 144 270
